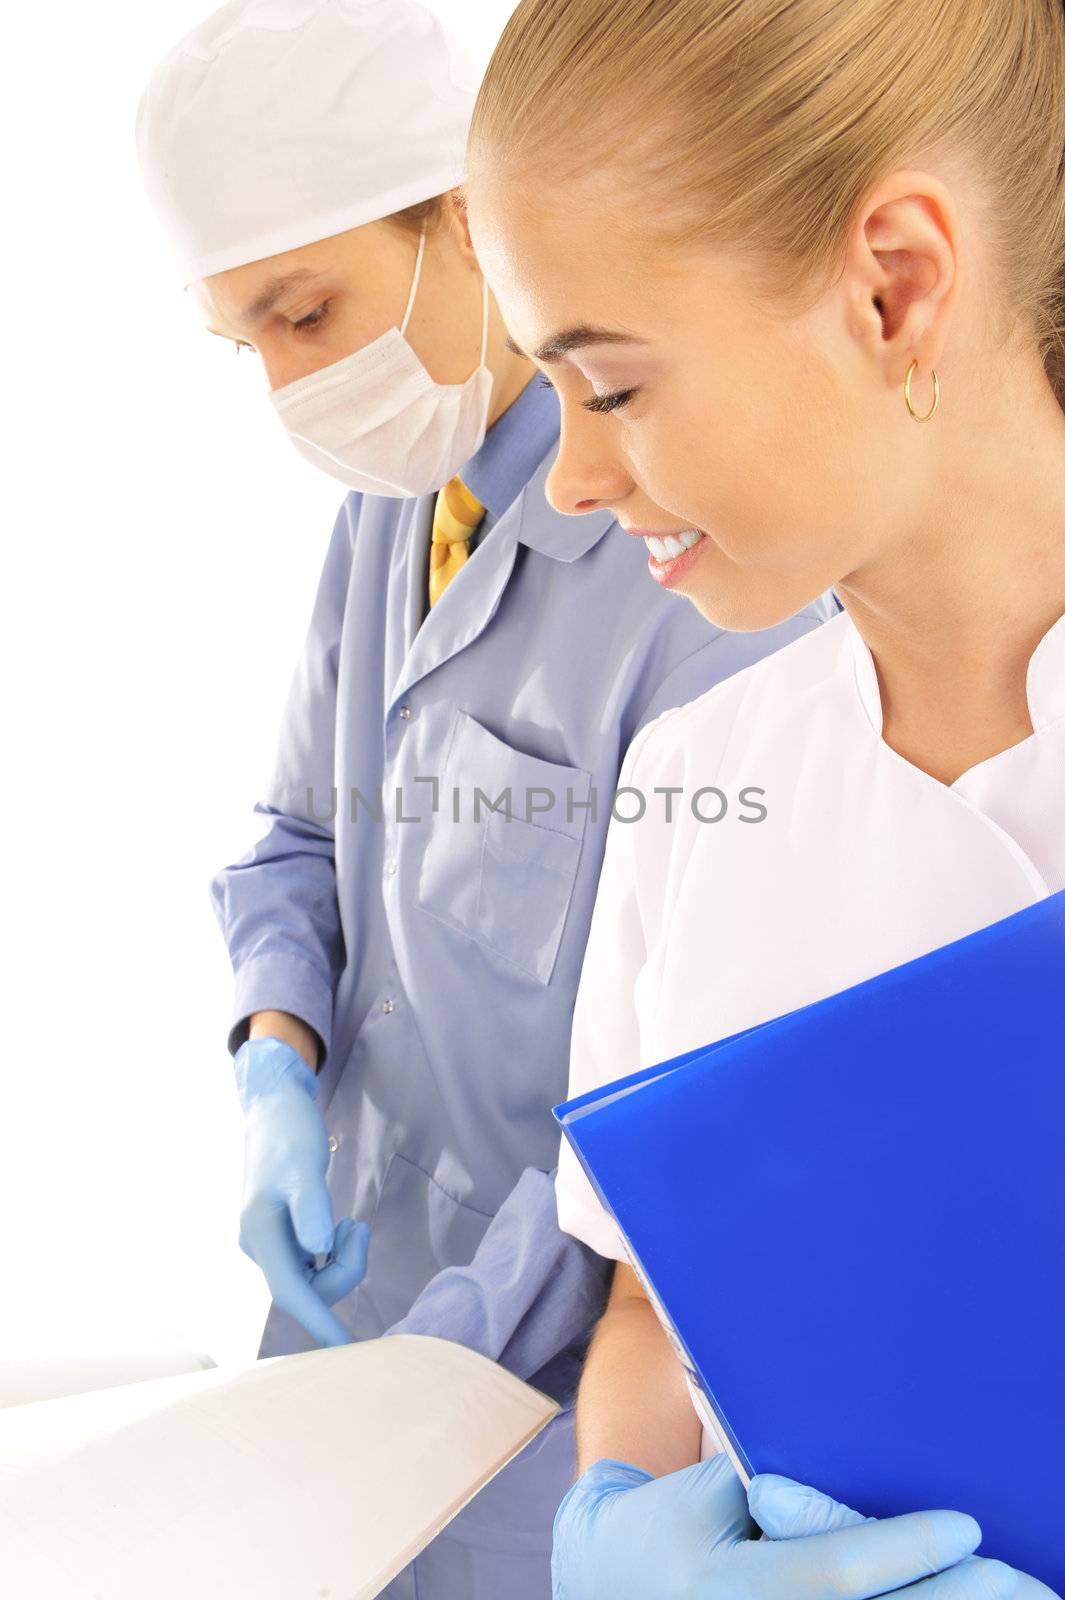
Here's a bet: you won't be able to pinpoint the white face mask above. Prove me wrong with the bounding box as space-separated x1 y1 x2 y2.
269 222 493 498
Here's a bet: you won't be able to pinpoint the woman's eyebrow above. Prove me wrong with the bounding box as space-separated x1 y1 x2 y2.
505 325 649 363
241 268 323 324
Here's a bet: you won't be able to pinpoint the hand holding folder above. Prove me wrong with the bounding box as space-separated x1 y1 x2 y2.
551 1452 1004 1600
555 890 1065 1593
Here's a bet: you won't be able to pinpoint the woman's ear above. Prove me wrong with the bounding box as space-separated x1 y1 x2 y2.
449 187 479 264
846 169 959 384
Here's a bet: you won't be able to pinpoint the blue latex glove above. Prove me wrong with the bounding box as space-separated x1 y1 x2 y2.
234 1035 370 1347
552 1453 1021 1600
751 1471 1061 1599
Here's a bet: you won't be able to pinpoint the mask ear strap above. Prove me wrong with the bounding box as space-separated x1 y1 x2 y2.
400 222 427 337
478 270 489 367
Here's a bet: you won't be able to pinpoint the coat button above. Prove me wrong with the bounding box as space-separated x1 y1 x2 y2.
385 857 397 875
327 1135 339 1154
382 997 395 1014
398 705 412 720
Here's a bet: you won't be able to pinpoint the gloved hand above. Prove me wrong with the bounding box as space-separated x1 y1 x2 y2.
752 1470 1061 1600
551 1452 1019 1600
234 1035 370 1347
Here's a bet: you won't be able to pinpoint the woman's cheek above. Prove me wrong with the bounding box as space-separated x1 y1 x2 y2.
629 421 712 518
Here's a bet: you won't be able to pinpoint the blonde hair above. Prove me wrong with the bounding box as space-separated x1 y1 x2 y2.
469 0 1065 405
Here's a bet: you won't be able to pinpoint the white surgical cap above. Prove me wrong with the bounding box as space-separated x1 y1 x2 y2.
135 0 480 288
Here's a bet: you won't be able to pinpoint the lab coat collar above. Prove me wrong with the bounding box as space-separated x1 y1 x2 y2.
390 489 520 707
846 603 1065 736
846 616 884 736
388 441 616 706
462 372 617 564
460 370 561 521
513 448 617 564
1027 606 1065 729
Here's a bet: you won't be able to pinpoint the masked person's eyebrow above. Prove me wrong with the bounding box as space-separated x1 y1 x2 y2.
506 326 649 363
242 269 322 323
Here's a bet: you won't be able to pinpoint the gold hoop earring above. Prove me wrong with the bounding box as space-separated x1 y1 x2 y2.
904 357 940 422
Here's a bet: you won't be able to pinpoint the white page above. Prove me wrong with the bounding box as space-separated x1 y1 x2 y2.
0 1334 558 1599
0 1348 218 1411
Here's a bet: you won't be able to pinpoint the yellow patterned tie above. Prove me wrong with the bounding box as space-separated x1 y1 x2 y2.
428 474 487 609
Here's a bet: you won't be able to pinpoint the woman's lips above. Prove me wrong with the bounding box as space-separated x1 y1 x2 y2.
621 525 713 588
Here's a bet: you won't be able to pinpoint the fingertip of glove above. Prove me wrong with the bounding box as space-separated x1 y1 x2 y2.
976 1560 1020 1600
748 1471 850 1530
959 1511 983 1549
295 1216 335 1258
747 1472 811 1521
931 1509 983 1565
336 1217 371 1259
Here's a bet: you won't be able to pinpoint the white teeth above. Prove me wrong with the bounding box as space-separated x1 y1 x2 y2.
645 529 705 563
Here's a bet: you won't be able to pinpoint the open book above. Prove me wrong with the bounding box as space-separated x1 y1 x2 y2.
0 1334 558 1598
0 1345 219 1409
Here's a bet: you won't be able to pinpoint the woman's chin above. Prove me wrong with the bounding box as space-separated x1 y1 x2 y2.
684 576 829 635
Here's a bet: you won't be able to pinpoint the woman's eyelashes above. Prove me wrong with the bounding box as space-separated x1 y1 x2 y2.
537 372 641 413
290 301 331 334
582 387 639 414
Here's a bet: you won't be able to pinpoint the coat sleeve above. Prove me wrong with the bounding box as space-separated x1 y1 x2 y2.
207 496 358 1067
383 1164 612 1403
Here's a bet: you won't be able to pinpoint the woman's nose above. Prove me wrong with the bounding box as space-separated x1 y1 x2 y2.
545 408 633 517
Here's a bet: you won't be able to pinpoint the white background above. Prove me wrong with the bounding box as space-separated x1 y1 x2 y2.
1 0 514 1369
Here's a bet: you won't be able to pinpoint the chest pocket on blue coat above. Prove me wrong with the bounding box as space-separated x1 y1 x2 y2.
417 709 592 985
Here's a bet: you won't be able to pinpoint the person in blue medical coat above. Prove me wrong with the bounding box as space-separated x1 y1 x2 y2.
136 3 838 1594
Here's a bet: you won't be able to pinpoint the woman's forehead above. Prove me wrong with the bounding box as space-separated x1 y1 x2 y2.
468 176 742 357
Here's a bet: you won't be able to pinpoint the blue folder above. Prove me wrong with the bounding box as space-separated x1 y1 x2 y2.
555 891 1065 1591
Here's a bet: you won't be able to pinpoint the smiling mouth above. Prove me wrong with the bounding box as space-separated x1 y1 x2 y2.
643 529 707 562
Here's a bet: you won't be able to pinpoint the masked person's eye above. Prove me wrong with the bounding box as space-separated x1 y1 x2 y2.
292 302 330 333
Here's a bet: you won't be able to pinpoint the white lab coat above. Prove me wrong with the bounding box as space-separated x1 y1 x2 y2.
556 605 1065 1453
